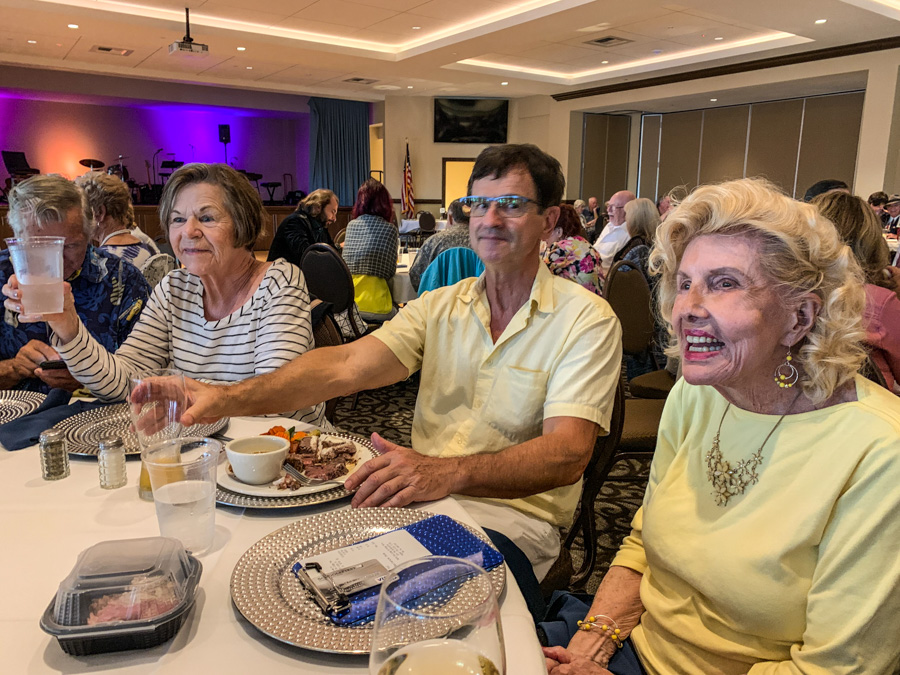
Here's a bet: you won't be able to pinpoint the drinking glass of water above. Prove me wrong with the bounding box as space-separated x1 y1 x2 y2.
369 556 505 675
4 236 65 314
141 437 220 555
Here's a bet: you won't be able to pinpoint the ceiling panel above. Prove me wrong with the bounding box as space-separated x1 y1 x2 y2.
0 0 898 99
292 0 399 29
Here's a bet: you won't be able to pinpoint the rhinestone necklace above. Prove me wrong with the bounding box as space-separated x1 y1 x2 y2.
705 391 802 506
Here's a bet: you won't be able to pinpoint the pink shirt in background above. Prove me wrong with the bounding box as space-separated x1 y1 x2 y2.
865 283 900 393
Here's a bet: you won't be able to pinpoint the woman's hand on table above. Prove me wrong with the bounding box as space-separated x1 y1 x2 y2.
2 275 80 342
543 646 613 674
344 433 458 508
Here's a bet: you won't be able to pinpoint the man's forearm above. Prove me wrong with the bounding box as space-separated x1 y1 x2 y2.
197 337 408 419
450 418 597 499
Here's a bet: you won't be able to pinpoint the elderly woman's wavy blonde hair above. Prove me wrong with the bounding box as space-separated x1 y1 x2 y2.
649 178 867 405
75 171 135 230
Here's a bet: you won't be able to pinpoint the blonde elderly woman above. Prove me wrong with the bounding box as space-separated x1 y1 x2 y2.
542 179 900 675
4 163 328 426
75 171 159 270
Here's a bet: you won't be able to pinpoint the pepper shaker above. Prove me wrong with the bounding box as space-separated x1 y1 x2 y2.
98 435 127 489
39 429 70 480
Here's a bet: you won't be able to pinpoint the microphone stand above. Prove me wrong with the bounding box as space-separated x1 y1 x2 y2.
152 148 163 185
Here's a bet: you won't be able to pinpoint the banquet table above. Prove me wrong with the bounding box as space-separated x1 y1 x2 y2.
399 219 448 234
389 251 419 304
0 415 545 674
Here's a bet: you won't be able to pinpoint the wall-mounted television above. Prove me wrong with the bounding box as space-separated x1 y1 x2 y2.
434 98 509 144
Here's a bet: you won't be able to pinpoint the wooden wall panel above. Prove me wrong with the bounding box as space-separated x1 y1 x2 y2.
698 106 750 186
605 115 631 198
657 110 703 197
796 92 864 197
638 115 661 199
745 99 804 193
581 115 609 203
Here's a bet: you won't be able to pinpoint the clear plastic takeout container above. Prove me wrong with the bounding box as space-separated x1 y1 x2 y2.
40 536 202 655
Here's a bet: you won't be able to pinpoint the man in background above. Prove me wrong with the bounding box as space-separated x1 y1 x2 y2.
592 189 635 274
884 194 900 235
408 199 472 292
267 189 338 267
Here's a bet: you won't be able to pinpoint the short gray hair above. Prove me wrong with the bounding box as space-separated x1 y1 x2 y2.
7 174 92 239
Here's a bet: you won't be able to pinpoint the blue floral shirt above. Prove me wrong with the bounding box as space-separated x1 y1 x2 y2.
1 246 150 392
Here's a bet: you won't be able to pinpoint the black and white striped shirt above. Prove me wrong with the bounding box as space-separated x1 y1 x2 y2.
55 259 327 426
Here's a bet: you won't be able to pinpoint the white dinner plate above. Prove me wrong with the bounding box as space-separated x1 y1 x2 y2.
216 433 374 497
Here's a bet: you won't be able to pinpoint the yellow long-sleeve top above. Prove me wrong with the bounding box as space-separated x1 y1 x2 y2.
612 375 900 675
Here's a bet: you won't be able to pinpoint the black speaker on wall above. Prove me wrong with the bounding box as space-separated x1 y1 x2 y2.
218 124 231 144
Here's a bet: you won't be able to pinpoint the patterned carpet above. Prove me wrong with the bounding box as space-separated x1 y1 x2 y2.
333 376 648 595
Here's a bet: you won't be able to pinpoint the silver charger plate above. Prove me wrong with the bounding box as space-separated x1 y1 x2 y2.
53 403 229 456
230 508 506 654
0 390 46 424
215 431 379 509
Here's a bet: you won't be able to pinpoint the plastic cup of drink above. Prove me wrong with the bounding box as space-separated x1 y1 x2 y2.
4 237 65 314
142 437 221 555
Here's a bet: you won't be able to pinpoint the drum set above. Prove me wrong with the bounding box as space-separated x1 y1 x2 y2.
79 155 130 182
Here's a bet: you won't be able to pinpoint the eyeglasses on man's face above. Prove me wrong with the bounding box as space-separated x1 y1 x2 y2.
459 195 539 218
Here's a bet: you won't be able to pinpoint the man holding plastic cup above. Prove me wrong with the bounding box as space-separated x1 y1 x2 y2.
0 175 150 392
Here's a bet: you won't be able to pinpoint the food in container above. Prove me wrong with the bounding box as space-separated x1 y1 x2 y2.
40 536 201 655
224 435 289 484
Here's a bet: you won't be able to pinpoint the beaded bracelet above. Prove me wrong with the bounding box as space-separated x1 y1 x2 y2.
576 615 623 649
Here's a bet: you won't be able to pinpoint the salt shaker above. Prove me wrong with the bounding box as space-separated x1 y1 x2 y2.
98 435 127 489
39 429 69 480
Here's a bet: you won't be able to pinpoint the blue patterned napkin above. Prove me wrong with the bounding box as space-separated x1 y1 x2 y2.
293 514 504 626
0 390 114 451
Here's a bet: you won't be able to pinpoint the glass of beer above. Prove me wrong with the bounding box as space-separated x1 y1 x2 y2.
4 236 65 314
369 556 505 675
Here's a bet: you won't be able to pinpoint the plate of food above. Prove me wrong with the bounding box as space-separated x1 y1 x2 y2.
217 426 375 498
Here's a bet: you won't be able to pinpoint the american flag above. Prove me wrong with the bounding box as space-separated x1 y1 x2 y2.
401 142 415 219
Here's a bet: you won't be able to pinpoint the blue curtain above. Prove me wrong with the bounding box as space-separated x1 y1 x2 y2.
308 97 370 207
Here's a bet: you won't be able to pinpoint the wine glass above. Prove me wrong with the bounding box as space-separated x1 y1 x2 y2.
128 368 187 500
369 556 505 675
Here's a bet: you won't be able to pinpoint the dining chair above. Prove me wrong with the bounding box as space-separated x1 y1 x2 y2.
333 228 347 250
300 244 367 340
309 299 344 424
562 375 626 590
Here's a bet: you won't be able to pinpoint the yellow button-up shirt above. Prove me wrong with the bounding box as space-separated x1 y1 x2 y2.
372 263 622 527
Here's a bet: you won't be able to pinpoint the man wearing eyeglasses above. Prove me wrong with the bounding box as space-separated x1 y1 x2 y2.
593 190 636 274
176 144 622 613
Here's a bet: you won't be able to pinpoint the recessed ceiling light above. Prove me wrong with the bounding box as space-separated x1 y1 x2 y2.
237 46 246 51
601 60 609 64
246 66 253 70
501 81 508 85
56 43 62 47
67 24 78 29
412 26 421 30
407 85 413 89
714 36 723 40
815 18 827 24
27 40 37 44
710 98 718 102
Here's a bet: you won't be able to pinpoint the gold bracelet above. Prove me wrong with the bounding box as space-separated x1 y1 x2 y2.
576 615 623 649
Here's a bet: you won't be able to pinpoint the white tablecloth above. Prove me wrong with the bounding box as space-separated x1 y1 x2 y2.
0 415 544 673
399 219 448 234
390 252 419 304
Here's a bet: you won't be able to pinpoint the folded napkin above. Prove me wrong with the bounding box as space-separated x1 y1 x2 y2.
0 389 114 451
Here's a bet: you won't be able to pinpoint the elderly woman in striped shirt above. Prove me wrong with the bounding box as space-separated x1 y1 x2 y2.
3 163 327 427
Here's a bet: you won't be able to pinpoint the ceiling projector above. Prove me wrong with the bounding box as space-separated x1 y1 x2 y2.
169 8 208 55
